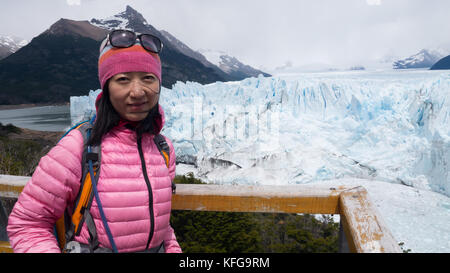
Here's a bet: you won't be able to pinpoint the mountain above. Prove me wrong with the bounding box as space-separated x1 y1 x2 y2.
90 5 159 34
393 49 445 69
0 6 270 105
90 5 236 86
91 5 269 82
0 35 28 60
159 30 213 68
199 49 271 80
0 19 107 104
45 18 108 40
158 30 233 81
430 55 450 70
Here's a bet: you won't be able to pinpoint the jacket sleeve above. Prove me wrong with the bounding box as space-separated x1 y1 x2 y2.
7 129 84 253
162 136 182 253
163 224 182 253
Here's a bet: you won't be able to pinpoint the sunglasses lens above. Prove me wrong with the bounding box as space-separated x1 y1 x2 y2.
110 30 135 48
140 35 162 53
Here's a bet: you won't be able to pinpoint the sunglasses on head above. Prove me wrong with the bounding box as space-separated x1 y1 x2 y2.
100 29 163 54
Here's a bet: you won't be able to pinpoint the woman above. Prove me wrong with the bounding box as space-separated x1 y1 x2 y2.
7 30 182 253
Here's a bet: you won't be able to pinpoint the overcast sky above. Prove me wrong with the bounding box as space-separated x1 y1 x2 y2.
1 0 450 70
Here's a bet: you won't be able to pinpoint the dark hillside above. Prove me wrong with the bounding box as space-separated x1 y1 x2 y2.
430 55 450 70
0 32 101 104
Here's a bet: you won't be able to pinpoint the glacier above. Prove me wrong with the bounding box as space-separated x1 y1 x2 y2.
70 69 450 252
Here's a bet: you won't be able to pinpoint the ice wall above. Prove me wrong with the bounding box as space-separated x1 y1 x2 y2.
70 70 450 197
70 89 101 125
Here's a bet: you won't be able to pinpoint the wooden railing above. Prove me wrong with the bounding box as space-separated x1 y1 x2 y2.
0 174 402 253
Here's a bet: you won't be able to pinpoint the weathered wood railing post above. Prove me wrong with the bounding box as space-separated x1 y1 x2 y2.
339 186 401 253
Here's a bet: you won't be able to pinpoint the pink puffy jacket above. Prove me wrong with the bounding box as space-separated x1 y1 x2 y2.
7 105 182 253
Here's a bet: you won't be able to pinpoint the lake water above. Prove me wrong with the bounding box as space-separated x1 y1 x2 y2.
0 105 71 132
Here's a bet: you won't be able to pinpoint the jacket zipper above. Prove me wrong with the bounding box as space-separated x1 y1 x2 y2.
137 135 155 250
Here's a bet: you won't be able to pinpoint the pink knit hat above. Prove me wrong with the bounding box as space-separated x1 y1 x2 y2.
96 43 162 106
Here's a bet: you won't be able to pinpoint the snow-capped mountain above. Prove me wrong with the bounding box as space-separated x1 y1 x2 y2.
159 30 214 68
160 30 271 80
158 30 233 81
198 49 239 72
90 5 269 82
90 6 232 85
199 49 270 79
0 35 28 60
90 5 160 35
393 49 447 69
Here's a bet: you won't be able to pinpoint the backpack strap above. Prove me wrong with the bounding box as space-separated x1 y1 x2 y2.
55 121 101 252
66 122 101 251
153 134 170 168
153 134 176 194
85 137 118 253
54 121 90 250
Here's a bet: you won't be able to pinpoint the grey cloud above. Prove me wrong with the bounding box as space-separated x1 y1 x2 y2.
1 0 450 70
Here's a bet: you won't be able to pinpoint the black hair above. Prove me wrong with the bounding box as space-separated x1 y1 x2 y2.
87 83 162 146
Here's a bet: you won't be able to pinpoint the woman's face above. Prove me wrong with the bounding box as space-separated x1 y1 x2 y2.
108 71 160 122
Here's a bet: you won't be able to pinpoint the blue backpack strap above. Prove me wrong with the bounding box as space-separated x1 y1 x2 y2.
85 128 118 253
